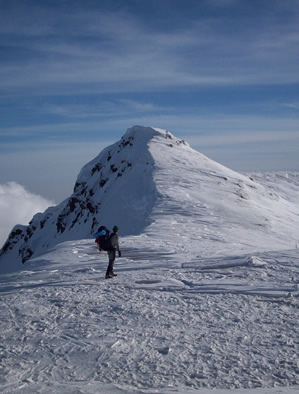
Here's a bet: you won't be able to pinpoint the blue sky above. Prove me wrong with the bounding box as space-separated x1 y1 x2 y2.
0 0 298 203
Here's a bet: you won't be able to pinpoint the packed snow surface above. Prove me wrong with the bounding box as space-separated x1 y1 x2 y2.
0 126 298 393
0 239 298 393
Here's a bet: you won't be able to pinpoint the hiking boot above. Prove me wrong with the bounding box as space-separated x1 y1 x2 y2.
105 274 113 279
112 272 117 277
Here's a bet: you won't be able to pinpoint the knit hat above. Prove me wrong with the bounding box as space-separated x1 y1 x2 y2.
113 225 119 233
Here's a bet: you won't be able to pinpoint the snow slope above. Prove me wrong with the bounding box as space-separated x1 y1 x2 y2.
0 126 298 392
146 132 299 259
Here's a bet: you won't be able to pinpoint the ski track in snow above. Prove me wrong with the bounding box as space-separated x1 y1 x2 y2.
0 238 298 393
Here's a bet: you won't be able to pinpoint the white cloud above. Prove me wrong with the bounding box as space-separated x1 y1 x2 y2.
0 182 54 248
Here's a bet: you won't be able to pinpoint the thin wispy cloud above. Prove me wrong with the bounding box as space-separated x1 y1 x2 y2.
282 102 299 110
39 99 157 119
1 1 298 96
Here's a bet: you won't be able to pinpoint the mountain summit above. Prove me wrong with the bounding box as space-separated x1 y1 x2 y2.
1 125 299 273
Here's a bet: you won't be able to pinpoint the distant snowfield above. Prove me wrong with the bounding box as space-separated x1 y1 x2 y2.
0 127 298 393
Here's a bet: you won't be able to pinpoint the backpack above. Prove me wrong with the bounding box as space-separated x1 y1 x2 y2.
94 226 111 251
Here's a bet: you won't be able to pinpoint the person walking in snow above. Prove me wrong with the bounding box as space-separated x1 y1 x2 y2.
105 225 121 279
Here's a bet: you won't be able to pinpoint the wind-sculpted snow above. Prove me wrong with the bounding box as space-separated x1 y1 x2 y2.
0 238 298 393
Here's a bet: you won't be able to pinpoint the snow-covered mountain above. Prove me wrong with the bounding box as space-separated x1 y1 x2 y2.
1 125 299 274
1 126 299 393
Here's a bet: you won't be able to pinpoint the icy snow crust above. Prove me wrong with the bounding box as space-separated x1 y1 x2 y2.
0 126 299 393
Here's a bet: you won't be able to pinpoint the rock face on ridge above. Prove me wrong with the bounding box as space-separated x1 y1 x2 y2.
1 125 299 274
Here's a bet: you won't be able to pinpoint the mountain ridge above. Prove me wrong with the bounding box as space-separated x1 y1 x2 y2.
0 126 186 271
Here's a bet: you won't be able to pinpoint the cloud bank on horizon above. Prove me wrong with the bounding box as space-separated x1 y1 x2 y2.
0 0 298 203
0 182 54 248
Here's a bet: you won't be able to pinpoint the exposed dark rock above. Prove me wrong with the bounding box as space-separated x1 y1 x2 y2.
91 163 103 176
56 216 66 233
20 247 33 264
110 164 118 173
99 179 107 188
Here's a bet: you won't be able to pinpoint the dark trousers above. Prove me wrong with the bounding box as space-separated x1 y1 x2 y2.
106 250 116 276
